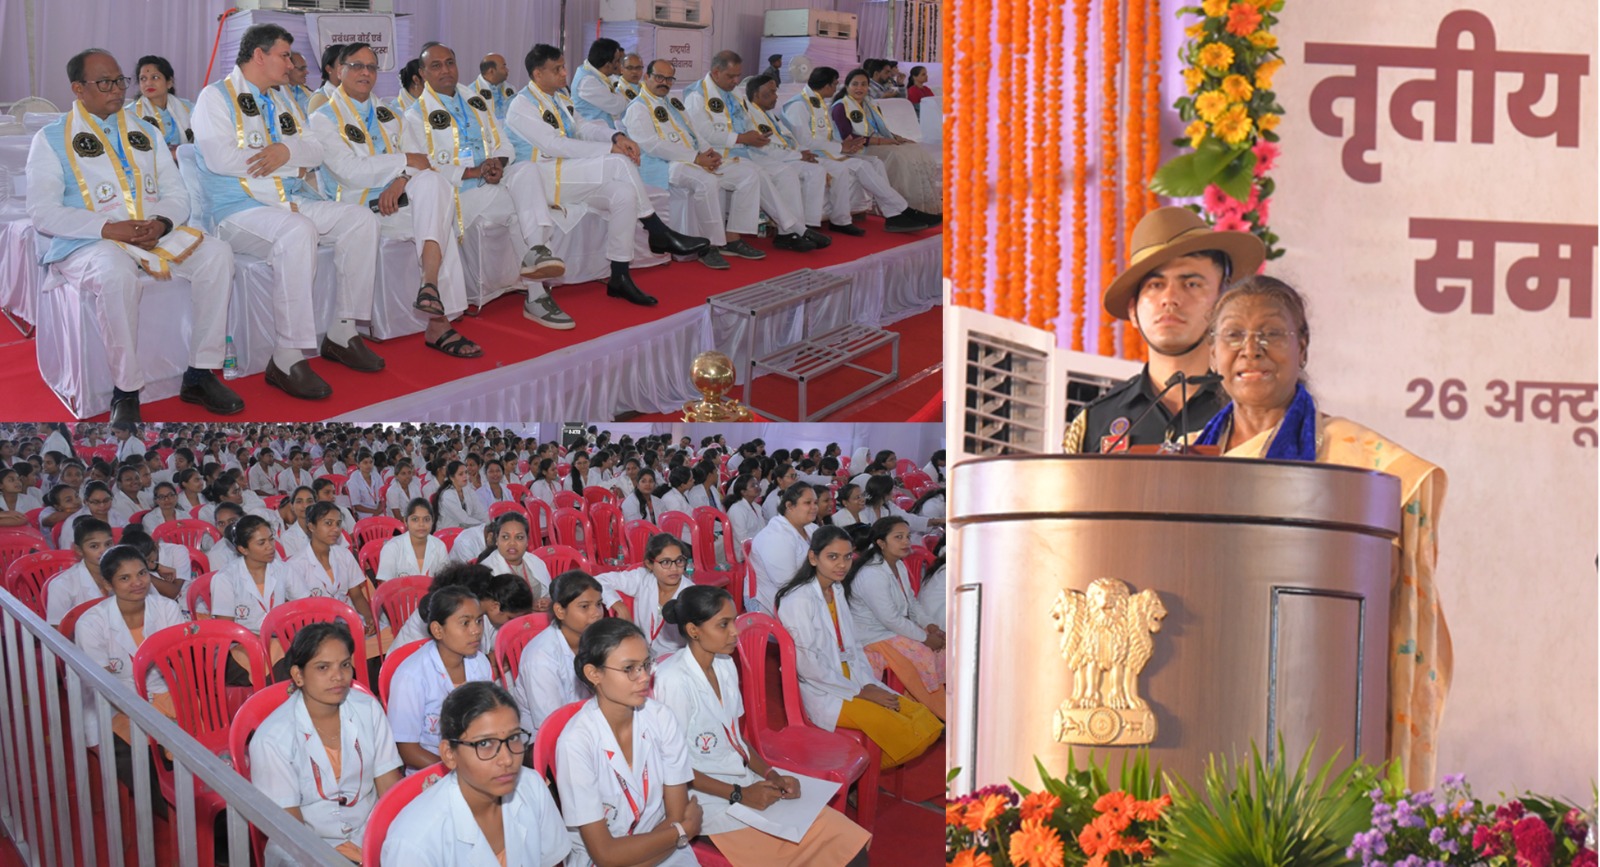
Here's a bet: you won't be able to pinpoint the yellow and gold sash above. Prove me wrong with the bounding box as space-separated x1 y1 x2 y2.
416 83 503 237
130 94 193 145
326 86 403 204
220 69 298 211
520 84 573 206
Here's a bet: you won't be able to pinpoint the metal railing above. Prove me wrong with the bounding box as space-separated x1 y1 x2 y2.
0 589 348 867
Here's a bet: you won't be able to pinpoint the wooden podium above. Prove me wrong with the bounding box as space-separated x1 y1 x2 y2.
947 454 1400 794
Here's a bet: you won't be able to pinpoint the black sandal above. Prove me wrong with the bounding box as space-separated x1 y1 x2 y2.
425 327 483 358
413 282 445 316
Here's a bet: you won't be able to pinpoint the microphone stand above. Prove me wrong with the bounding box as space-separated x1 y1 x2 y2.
1102 372 1185 454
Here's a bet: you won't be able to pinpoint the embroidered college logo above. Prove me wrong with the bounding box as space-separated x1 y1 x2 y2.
694 732 717 753
94 182 116 202
375 106 395 123
428 110 451 130
425 712 440 734
808 95 821 107
127 130 152 152
237 92 259 117
669 97 685 111
185 128 194 143
344 123 367 144
143 174 157 195
235 604 251 619
468 96 489 112
757 123 772 135
653 105 669 122
707 96 724 113
107 658 123 674
278 113 297 136
478 88 491 100
72 132 105 158
542 109 559 129
849 109 864 123
142 115 159 128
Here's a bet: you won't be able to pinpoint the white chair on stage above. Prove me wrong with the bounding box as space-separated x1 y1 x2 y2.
874 97 923 142
546 187 672 286
918 94 942 147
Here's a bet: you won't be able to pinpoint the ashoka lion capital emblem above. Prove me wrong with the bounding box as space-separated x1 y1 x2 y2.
1050 577 1166 745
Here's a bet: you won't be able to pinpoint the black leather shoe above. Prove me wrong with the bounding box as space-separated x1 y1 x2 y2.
772 232 817 252
905 207 943 227
825 220 866 237
108 395 141 425
179 371 245 415
606 271 658 306
648 226 711 257
320 335 385 372
265 358 332 400
802 228 832 249
884 212 925 233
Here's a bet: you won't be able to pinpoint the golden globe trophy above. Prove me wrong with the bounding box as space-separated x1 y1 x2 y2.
682 351 755 422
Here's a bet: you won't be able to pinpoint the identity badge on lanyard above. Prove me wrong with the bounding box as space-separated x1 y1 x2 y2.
613 765 650 835
261 92 280 144
451 96 475 164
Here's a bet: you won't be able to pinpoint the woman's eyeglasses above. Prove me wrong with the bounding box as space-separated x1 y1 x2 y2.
449 730 532 761
1214 329 1298 351
603 661 656 681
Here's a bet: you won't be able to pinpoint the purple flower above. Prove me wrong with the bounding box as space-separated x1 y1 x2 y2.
1442 773 1466 788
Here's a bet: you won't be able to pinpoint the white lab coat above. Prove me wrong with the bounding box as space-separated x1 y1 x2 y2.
46 561 104 626
375 534 450 583
276 467 314 494
211 558 291 633
384 478 425 518
141 507 183 535
381 768 570 867
592 568 691 659
657 489 692 522
527 479 561 509
74 593 186 746
725 498 765 552
513 624 580 736
847 558 934 645
248 463 279 495
919 565 946 633
830 509 867 530
620 493 658 524
284 545 367 607
438 486 489 529
652 650 763 835
476 482 516 509
776 580 884 732
761 488 784 521
250 689 403 867
386 640 493 756
747 516 814 615
279 521 311 561
554 699 698 867
479 549 552 601
861 502 932 535
346 470 382 515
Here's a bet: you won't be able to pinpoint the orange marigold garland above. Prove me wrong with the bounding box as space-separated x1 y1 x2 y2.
1026 0 1050 331
1068 0 1089 351
941 0 954 282
1096 0 1120 355
1004 0 1028 322
1143 0 1162 214
1121 0 1148 361
1039 0 1064 337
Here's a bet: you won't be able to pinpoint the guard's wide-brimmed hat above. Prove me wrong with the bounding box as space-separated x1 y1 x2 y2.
1103 206 1266 320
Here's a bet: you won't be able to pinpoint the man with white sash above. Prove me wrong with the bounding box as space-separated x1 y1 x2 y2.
404 42 569 327
306 44 344 114
570 38 629 130
781 66 933 235
624 59 763 272
739 74 837 250
26 48 242 422
390 59 424 116
192 24 386 401
611 54 646 102
505 43 710 308
311 42 487 359
469 53 515 120
285 52 315 117
683 50 819 253
128 55 194 152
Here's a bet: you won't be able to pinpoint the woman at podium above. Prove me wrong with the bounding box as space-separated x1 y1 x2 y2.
1190 275 1451 787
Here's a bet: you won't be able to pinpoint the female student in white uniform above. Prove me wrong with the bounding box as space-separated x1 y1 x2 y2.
858 476 940 535
722 477 765 554
206 502 246 576
564 452 591 497
773 526 942 770
384 460 426 520
387 585 494 770
526 459 562 509
139 482 184 533
69 482 121 548
554 618 703 867
376 498 451 583
285 502 378 629
919 544 945 632
686 465 718 512
474 512 552 606
118 524 192 610
44 517 115 625
620 470 659 524
174 468 208 517
475 459 517 509
655 585 871 866
211 514 291 636
921 450 945 484
392 563 528 648
39 483 81 548
346 450 383 519
747 484 818 615
380 681 571 867
760 465 799 521
276 486 317 561
0 467 43 529
594 534 695 660
311 478 357 532
196 471 244 529
844 517 946 720
435 461 490 530
513 570 604 737
657 467 695 522
250 622 403 866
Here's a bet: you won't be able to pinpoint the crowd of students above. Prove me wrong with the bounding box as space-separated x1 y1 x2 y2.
2 421 945 865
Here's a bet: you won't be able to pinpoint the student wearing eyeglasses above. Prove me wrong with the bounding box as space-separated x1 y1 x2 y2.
249 621 403 866
380 681 570 866
593 534 696 660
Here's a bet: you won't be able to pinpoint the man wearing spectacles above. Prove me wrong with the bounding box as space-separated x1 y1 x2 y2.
613 53 646 101
285 52 315 116
624 59 764 271
25 48 243 422
1062 206 1266 454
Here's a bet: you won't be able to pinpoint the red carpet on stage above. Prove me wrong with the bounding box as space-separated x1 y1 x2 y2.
0 218 939 422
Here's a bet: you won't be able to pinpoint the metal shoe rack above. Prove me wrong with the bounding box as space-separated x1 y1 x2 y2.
707 268 899 421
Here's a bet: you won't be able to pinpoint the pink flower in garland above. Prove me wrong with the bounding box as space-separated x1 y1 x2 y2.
1201 184 1232 215
1252 140 1279 175
1510 816 1552 867
1573 849 1598 867
1255 196 1270 224
1213 212 1252 233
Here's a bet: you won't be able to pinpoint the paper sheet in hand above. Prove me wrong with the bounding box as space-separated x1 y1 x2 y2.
724 770 841 843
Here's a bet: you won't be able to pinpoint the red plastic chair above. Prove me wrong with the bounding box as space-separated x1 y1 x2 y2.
892 494 916 511
377 638 430 708
583 487 617 511
188 504 207 520
434 526 463 549
186 545 209 577
127 509 151 527
553 490 584 512
353 516 405 549
689 507 739 590
507 482 528 503
493 612 551 688
901 550 933 595
726 561 750 615
523 497 555 546
0 531 47 579
57 596 101 640
551 508 598 562
360 762 447 867
531 700 585 778
262 494 285 510
658 511 694 544
895 458 917 476
317 473 349 493
187 570 217 618
260 597 372 689
621 519 659 570
732 613 876 831
588 502 624 567
531 544 587 577
155 518 224 549
358 538 386 578
488 501 529 521
371 575 430 654
922 535 941 554
132 620 267 867
901 471 932 491
229 680 293 866
24 507 43 531
5 550 79 618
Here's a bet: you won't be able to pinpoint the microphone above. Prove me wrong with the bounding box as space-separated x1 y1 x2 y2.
1166 372 1223 449
1102 372 1187 454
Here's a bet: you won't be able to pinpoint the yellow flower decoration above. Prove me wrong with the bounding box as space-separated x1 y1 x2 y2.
1201 0 1229 17
1186 120 1208 148
1249 31 1279 50
1185 22 1207 40
1220 74 1254 102
1197 42 1235 73
1259 112 1281 132
1255 57 1284 90
1212 103 1254 145
1194 90 1230 122
1183 67 1207 93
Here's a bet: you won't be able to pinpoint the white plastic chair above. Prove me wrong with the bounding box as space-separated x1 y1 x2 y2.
874 97 922 142
918 94 942 147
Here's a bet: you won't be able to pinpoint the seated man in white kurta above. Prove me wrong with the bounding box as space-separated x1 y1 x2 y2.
683 50 823 253
505 43 710 309
740 74 838 249
611 53 646 102
782 66 936 234
623 59 763 272
26 48 242 423
284 52 315 117
570 38 629 130
310 42 486 359
405 42 571 328
468 53 515 120
191 24 386 402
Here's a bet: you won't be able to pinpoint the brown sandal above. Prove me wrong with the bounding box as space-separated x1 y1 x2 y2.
425 328 483 358
413 282 445 317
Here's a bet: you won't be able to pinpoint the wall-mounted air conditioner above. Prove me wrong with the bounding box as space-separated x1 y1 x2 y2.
237 0 394 12
600 0 710 29
764 9 856 40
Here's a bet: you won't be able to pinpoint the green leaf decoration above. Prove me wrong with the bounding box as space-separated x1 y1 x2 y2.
1213 151 1257 202
1151 152 1206 197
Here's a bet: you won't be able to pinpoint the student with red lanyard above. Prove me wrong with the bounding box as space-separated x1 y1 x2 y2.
593 533 694 659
